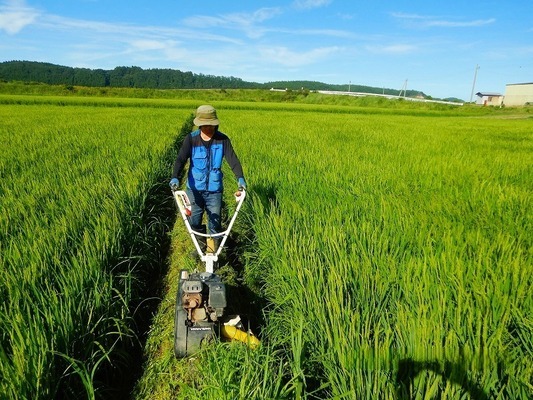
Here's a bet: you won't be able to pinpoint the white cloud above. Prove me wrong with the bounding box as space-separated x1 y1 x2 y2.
295 28 357 39
293 0 332 10
259 45 342 67
0 0 39 34
38 13 242 45
129 39 177 52
182 7 282 39
365 43 417 55
337 13 356 21
425 18 496 28
392 12 496 29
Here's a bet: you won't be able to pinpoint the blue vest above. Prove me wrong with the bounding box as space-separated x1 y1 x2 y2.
187 130 224 192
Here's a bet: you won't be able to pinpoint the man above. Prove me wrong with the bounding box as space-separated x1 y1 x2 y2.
169 105 246 252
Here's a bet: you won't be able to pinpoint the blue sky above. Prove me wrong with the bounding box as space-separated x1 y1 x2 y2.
0 0 531 100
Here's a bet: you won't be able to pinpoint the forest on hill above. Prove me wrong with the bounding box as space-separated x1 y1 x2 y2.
0 60 426 98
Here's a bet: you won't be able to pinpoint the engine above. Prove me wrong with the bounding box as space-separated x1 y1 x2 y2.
174 271 227 357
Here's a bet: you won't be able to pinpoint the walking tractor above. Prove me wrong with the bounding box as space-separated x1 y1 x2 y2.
171 187 259 357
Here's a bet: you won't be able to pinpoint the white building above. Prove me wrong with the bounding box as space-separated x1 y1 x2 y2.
503 83 533 106
475 92 503 106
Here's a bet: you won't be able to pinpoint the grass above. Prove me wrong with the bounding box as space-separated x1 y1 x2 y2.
200 108 531 398
133 104 531 399
0 102 190 398
1 87 531 399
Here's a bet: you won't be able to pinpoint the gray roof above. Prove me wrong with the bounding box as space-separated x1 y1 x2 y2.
506 82 533 86
475 92 503 96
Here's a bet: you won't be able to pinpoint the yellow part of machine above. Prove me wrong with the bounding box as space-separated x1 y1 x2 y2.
221 325 260 349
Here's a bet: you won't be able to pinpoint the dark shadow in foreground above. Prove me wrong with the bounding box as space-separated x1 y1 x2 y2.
396 358 489 399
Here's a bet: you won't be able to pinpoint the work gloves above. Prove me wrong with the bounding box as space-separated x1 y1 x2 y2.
169 178 179 191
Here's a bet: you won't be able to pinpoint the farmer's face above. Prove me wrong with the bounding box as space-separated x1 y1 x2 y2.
201 125 216 135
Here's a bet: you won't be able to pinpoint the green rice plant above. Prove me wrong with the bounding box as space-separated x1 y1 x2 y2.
219 108 532 398
0 102 191 398
130 102 530 399
179 342 297 400
5 93 531 398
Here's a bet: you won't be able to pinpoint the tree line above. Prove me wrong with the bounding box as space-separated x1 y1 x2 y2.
265 80 424 97
0 60 425 97
0 61 257 89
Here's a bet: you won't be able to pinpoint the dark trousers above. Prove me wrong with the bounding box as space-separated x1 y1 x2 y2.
186 189 222 235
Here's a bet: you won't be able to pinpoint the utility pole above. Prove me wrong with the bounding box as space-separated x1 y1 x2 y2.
348 81 351 92
470 64 480 103
398 79 408 97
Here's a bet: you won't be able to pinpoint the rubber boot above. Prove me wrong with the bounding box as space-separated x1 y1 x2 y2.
206 237 216 254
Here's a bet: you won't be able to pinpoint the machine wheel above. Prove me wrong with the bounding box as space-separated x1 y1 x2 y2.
174 306 189 358
174 272 189 358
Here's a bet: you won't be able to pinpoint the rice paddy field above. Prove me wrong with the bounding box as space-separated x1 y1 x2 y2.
1 90 531 399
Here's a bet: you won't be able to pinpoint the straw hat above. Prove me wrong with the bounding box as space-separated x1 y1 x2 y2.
193 105 220 126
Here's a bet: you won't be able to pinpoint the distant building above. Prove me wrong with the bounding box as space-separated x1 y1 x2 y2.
475 92 503 106
503 83 533 106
